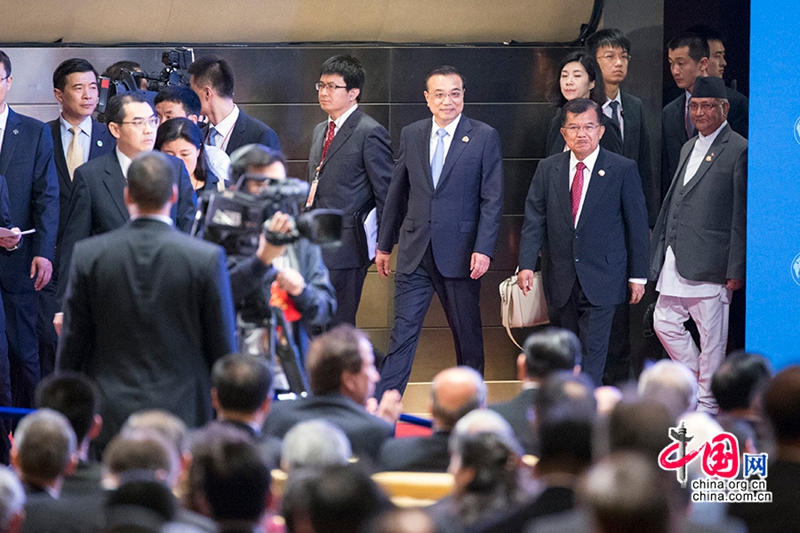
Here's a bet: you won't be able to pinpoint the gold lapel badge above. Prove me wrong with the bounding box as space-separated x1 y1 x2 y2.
598 169 605 177
462 136 469 143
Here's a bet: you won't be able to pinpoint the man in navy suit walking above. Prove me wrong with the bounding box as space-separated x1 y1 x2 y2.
375 65 504 397
518 98 649 387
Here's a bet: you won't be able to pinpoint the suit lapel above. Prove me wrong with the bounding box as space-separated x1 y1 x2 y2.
104 153 130 223
419 120 434 192
88 119 111 158
50 120 71 189
309 122 325 171
436 116 473 190
0 109 22 176
682 125 731 196
322 108 361 166
228 111 247 152
552 152 573 228
620 92 636 147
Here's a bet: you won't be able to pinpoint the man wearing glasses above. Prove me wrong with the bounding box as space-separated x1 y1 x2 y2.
375 65 503 397
306 55 393 328
54 93 195 335
518 98 649 387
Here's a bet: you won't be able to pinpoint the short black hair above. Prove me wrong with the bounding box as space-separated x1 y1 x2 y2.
154 85 201 117
200 438 270 522
560 97 604 127
522 328 580 379
154 117 211 185
424 65 466 91
35 372 100 443
127 152 175 210
188 55 235 99
212 354 272 413
306 324 366 396
307 464 392 533
228 144 286 187
320 55 366 102
686 24 725 44
711 351 771 412
585 28 632 56
552 51 607 107
0 51 11 76
667 33 710 62
105 93 152 125
102 60 142 81
53 58 98 91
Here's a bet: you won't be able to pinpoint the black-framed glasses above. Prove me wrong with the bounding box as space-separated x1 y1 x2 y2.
689 102 721 113
316 82 347 91
0 75 10 82
119 116 160 130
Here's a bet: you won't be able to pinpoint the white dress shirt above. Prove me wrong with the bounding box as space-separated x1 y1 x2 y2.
429 114 462 166
210 105 240 151
603 92 624 142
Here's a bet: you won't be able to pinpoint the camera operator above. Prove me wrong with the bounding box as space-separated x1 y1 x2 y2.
227 145 336 368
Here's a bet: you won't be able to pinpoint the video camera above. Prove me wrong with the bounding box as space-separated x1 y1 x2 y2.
194 175 344 258
97 48 194 114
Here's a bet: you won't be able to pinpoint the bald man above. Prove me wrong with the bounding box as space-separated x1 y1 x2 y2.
377 366 486 472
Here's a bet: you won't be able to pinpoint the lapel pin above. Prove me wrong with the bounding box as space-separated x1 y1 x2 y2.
598 169 605 177
462 136 469 143
97 140 103 147
705 154 713 162
12 129 18 135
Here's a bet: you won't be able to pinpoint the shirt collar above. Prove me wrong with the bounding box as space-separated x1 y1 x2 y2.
570 144 601 174
213 104 240 139
431 113 462 139
0 103 9 132
329 103 358 130
697 120 728 144
116 147 133 178
605 92 623 108
131 214 173 225
60 115 93 136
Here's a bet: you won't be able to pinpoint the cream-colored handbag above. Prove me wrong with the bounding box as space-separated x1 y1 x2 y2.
499 268 549 349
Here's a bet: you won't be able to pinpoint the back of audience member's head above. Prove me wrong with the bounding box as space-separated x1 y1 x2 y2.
154 85 202 118
534 371 596 474
579 452 670 533
453 432 523 504
127 151 175 211
103 428 178 488
681 412 725 482
306 324 368 396
364 508 436 533
638 360 698 419
711 351 771 414
449 409 523 459
281 419 351 473
123 409 190 457
35 372 100 446
12 409 77 485
596 397 674 462
430 366 487 432
307 464 392 533
105 481 176 533
211 353 272 414
521 328 580 380
0 466 24 533
762 365 800 446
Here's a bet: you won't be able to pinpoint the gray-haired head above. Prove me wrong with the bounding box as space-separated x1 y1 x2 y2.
638 360 698 418
281 419 352 472
0 466 24 533
449 409 523 458
13 408 77 484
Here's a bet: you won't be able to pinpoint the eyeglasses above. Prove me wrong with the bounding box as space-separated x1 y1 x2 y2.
119 116 160 130
689 102 721 112
430 90 464 102
0 75 9 82
316 82 347 91
597 53 631 63
564 124 601 134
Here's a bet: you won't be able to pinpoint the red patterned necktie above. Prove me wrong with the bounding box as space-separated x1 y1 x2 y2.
320 121 336 163
571 161 586 226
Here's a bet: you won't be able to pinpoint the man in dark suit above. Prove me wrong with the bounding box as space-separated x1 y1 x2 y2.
56 151 236 447
376 65 503 396
378 366 486 472
188 55 281 154
518 98 649 387
0 51 60 413
307 55 393 327
651 76 747 414
488 328 579 456
264 324 398 462
40 58 116 379
53 93 196 335
661 34 748 200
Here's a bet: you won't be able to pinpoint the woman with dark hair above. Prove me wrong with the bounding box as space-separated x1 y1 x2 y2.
545 51 622 156
155 117 224 192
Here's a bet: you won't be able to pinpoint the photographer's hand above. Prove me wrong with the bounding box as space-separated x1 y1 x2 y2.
276 268 306 296
256 212 291 266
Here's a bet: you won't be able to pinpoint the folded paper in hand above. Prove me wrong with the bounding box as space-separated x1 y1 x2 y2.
0 228 35 238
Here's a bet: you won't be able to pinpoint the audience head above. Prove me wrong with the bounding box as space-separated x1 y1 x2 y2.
519 327 580 381
154 85 202 123
667 33 710 91
449 409 523 458
103 427 179 488
318 55 365 118
211 353 273 416
12 409 77 489
307 464 392 533
681 412 725 482
552 51 606 107
711 351 771 414
106 93 158 158
686 24 727 78
125 151 177 212
638 360 698 419
188 55 235 117
596 397 674 462
0 467 23 533
763 365 800 447
52 58 99 123
35 372 101 449
281 419 351 473
105 481 176 533
154 117 210 183
228 143 287 192
430 366 487 431
306 324 379 405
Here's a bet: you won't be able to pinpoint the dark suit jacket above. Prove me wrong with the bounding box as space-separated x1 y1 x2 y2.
0 108 59 289
519 148 650 308
218 108 281 155
22 490 104 533
263 392 394 461
660 88 748 200
56 150 196 307
468 486 574 533
379 115 504 278
47 118 116 254
546 113 623 158
56 218 237 445
618 91 657 226
650 124 747 284
729 459 800 533
488 388 538 456
377 430 451 472
307 108 393 269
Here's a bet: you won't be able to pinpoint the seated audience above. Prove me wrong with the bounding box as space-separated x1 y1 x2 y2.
156 118 224 192
12 410 77 498
0 466 24 533
637 360 698 420
104 481 177 533
379 366 487 472
264 324 399 463
489 328 579 455
121 410 192 490
281 419 351 473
